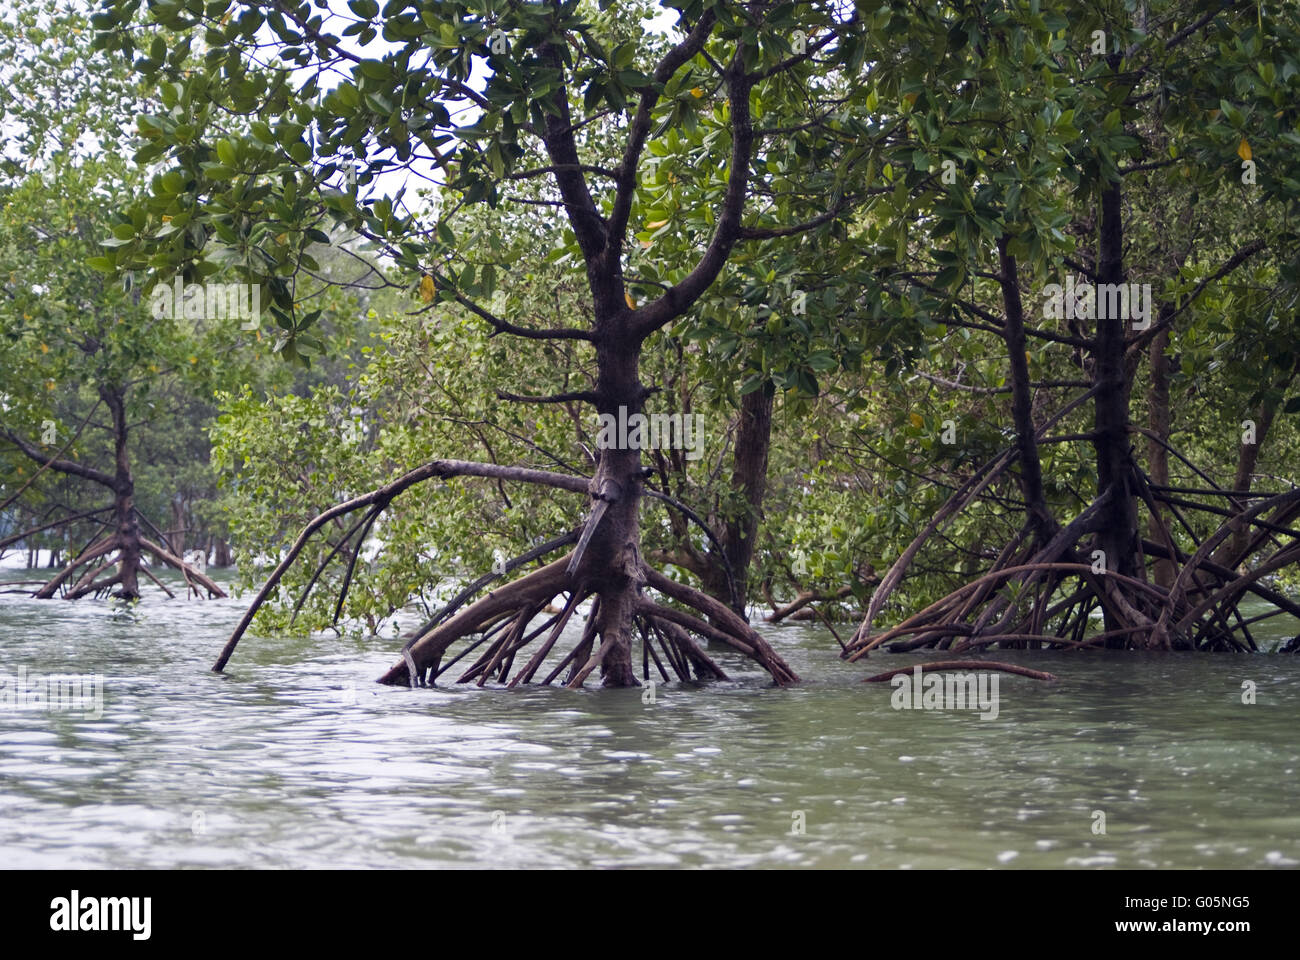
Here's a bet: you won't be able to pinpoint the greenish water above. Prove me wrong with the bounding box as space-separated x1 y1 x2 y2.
1 568 1298 869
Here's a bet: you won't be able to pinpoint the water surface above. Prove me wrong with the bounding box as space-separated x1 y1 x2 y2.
1 569 1297 868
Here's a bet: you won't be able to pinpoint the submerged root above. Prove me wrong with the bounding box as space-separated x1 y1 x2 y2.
843 487 1300 659
31 529 223 601
863 660 1058 683
373 553 798 689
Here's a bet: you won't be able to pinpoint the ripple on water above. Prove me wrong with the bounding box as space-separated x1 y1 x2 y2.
1 585 1299 867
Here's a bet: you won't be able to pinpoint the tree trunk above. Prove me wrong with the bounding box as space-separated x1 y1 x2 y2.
170 495 186 558
1146 322 1174 588
1092 183 1140 643
1214 384 1289 568
699 382 773 616
998 235 1055 543
103 387 142 600
585 333 647 686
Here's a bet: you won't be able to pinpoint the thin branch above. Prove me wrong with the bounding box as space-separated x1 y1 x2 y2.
214 460 591 671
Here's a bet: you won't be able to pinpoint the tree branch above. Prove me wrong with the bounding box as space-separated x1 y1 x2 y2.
496 389 598 405
606 12 718 252
631 56 756 340
212 459 591 672
2 428 116 489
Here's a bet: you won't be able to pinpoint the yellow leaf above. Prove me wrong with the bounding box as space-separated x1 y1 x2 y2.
419 274 435 303
40 342 48 353
161 214 172 223
645 219 669 230
624 291 636 309
1025 351 1032 363
903 93 918 106
1237 138 1252 162
189 355 198 364
690 87 704 98
909 412 923 428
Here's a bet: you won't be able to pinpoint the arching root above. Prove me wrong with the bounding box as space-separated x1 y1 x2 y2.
373 554 798 688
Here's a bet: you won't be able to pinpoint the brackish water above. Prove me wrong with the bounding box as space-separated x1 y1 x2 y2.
1 567 1298 869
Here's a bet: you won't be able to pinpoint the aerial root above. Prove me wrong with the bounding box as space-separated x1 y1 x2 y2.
366 554 798 689
20 502 220 598
33 536 119 598
843 487 1300 657
138 537 225 599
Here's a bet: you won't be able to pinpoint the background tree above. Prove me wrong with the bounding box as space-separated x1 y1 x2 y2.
828 0 1300 657
0 1 228 599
